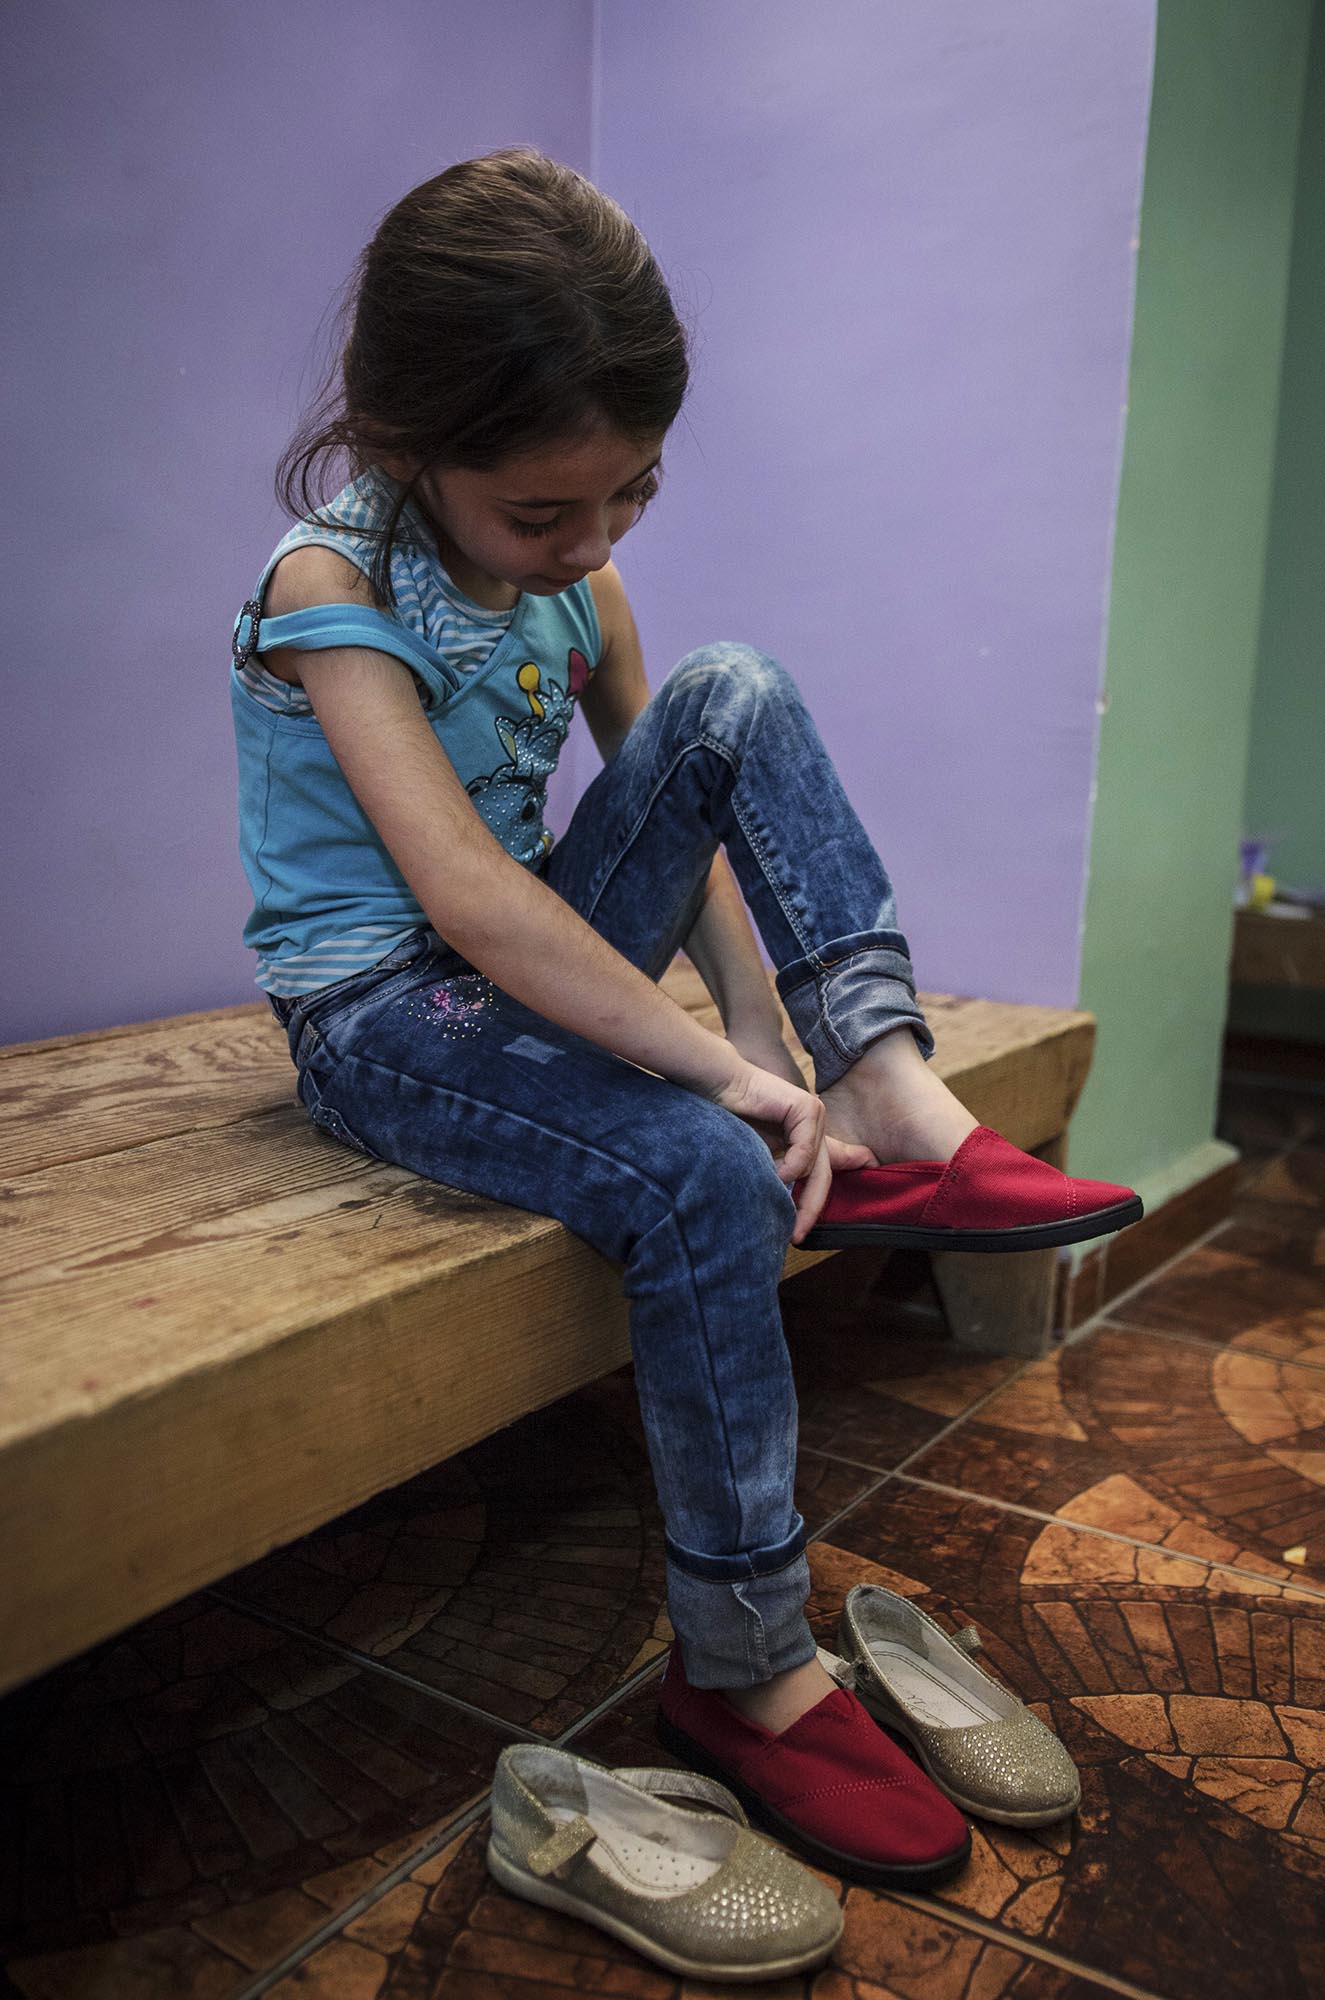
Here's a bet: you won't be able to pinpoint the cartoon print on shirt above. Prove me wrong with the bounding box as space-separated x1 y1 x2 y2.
465 649 593 865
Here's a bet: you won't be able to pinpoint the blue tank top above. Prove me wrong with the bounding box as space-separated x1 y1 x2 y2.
230 471 601 995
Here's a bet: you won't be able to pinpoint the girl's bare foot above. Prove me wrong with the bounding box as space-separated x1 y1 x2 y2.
721 1653 840 1734
820 1024 979 1165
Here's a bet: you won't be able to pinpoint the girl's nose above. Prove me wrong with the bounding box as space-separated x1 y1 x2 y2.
556 516 614 572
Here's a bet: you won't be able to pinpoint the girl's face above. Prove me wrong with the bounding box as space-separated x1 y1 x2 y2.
411 428 666 610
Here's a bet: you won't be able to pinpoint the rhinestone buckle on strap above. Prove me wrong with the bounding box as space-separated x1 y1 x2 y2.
232 597 263 669
527 1813 596 1878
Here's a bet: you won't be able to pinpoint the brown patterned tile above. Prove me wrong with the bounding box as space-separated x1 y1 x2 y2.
780 1257 1024 1469
826 1905 1128 2000
1216 1214 1325 1278
221 1389 670 1741
0 1594 512 1998
909 1323 1325 1587
820 1498 1324 1999
1093 1160 1238 1313
1236 1148 1325 1243
222 1365 881 1743
1107 1228 1325 1366
565 1514 1325 2000
275 1810 1129 1998
796 1450 887 1528
1216 1077 1325 1158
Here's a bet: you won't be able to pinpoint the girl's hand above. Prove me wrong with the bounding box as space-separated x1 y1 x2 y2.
726 1026 878 1178
709 1057 874 1246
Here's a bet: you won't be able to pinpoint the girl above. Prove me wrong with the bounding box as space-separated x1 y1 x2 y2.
231 148 1138 1888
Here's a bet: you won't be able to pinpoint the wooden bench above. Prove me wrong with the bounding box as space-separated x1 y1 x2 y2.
0 965 1094 1696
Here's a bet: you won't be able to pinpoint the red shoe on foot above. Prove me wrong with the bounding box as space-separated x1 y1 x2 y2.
799 1124 1142 1252
655 1646 971 1889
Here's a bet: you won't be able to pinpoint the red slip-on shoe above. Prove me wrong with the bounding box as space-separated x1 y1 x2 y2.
798 1124 1142 1253
655 1645 970 1889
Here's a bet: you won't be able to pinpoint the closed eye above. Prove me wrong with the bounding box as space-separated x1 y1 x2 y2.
507 471 661 539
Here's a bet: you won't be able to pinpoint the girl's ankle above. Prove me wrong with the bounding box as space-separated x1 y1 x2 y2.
721 1654 838 1735
821 1061 979 1165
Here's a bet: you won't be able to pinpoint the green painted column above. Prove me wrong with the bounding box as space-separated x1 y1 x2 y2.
1244 2 1325 895
1070 0 1313 1215
1231 2 1325 1046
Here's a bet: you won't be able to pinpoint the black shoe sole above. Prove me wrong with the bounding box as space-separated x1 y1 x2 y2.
803 1194 1144 1254
655 1711 972 1890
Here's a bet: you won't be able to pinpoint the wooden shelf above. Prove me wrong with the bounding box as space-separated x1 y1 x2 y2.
1230 907 1325 991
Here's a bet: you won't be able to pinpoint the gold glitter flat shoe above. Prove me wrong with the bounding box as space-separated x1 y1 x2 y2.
834 1587 1082 1827
487 1742 843 1982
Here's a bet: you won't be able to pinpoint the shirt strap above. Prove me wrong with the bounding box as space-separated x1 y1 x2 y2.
232 599 464 695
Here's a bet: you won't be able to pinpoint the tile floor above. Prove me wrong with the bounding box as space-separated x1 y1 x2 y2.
3 1064 1324 1999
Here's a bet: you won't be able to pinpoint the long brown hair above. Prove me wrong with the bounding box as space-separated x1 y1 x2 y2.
276 148 692 607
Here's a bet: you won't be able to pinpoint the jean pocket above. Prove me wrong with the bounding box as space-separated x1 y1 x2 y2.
300 1065 380 1159
305 950 437 1051
309 1097 379 1159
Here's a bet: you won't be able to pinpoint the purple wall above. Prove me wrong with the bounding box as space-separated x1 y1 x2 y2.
590 0 1154 1007
3 0 1153 1043
2 0 592 1043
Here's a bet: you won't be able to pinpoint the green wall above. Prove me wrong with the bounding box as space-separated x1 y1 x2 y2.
1243 3 1325 893
1070 0 1313 1209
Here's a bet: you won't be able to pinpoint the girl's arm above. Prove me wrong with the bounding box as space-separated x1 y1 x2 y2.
263 546 838 1239
685 860 801 1065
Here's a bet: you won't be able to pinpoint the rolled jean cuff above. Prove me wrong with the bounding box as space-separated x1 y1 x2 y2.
663 1515 805 1582
777 933 936 1089
665 1549 817 1688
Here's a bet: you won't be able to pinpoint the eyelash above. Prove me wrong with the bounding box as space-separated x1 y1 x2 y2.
507 473 660 539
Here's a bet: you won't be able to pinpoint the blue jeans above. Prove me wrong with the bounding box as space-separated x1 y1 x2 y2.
268 644 933 1687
